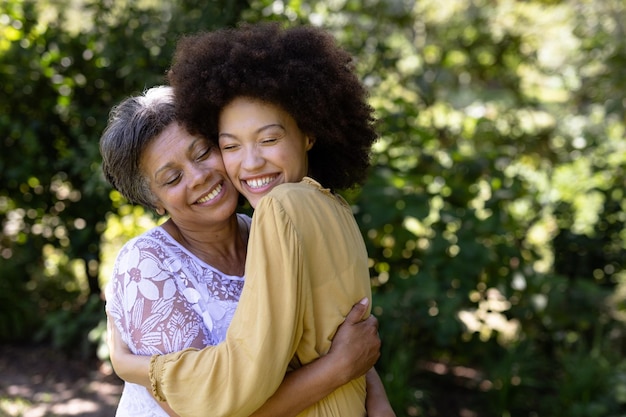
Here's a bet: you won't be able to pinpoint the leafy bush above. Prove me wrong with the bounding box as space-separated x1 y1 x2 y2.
2 0 626 416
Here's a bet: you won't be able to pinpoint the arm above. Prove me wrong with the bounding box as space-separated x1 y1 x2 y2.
107 315 152 387
365 368 396 417
124 194 374 416
149 197 319 416
105 235 210 416
106 318 179 417
108 298 381 417
250 297 380 417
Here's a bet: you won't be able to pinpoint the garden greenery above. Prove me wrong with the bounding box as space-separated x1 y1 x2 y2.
1 0 625 415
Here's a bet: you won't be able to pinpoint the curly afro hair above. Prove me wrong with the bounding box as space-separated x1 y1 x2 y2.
168 22 378 191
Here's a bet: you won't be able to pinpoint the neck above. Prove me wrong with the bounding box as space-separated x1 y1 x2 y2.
162 216 247 276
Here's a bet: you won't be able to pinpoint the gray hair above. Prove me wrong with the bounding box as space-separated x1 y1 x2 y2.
100 85 176 210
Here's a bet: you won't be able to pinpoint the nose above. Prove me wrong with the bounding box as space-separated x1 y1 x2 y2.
188 163 210 188
241 145 264 171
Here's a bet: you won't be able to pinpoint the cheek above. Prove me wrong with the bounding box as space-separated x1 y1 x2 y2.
283 147 308 174
220 154 238 174
208 155 228 175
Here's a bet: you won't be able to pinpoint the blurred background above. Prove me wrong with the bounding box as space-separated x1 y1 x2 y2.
1 0 626 416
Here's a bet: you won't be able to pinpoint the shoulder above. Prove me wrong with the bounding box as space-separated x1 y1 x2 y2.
253 178 349 232
113 226 177 267
263 177 328 204
236 212 253 227
116 227 164 252
261 177 348 214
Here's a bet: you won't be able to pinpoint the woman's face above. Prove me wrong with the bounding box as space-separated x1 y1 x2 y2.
218 97 314 208
140 122 240 229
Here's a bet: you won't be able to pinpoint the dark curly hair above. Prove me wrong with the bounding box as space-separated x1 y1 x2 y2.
168 22 378 190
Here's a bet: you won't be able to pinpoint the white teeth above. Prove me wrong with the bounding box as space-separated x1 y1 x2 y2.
196 183 222 204
246 176 274 189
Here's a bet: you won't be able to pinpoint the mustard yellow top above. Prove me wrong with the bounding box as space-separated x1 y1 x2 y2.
151 178 371 416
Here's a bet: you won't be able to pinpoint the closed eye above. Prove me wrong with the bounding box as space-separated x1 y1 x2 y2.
220 142 239 151
163 173 181 186
195 146 212 161
261 137 278 144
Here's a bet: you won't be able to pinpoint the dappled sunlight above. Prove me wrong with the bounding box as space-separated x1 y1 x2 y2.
458 288 521 345
2 0 626 415
99 198 162 289
0 345 122 417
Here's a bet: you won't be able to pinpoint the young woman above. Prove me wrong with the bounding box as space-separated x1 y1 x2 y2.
101 86 381 417
109 23 395 416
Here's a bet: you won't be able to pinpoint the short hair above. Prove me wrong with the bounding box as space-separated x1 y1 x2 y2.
168 22 378 190
100 86 176 209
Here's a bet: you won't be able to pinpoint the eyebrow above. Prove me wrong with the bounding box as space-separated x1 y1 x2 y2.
219 123 285 139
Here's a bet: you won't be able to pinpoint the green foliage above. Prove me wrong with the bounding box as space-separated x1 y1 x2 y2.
0 0 248 349
256 0 626 415
34 294 104 359
0 260 38 342
2 0 626 416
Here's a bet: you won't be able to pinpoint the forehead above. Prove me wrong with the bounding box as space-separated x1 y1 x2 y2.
219 97 295 130
147 123 189 156
141 123 202 169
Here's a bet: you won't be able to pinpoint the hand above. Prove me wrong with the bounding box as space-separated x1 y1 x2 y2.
327 298 381 384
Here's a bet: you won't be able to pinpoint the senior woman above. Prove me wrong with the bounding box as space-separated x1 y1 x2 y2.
100 85 381 417
108 23 395 417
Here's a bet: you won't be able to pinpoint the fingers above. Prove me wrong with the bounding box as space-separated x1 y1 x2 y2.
363 314 379 330
344 297 370 324
362 315 381 353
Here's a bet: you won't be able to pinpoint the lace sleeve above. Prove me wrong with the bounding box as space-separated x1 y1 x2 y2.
106 235 212 356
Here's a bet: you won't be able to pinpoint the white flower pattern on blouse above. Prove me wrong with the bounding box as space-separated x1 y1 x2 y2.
106 214 250 417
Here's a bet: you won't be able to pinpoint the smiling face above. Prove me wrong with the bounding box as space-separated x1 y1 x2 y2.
140 121 240 229
218 97 314 208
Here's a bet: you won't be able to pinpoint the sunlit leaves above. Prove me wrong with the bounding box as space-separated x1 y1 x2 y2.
0 0 247 347
0 0 625 413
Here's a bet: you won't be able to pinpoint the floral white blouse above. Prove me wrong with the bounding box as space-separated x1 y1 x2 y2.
106 214 250 417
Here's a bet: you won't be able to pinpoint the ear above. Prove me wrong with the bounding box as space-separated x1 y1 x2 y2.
155 206 166 216
305 135 315 151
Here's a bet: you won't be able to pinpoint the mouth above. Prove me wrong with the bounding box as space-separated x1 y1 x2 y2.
244 175 278 190
195 183 223 204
